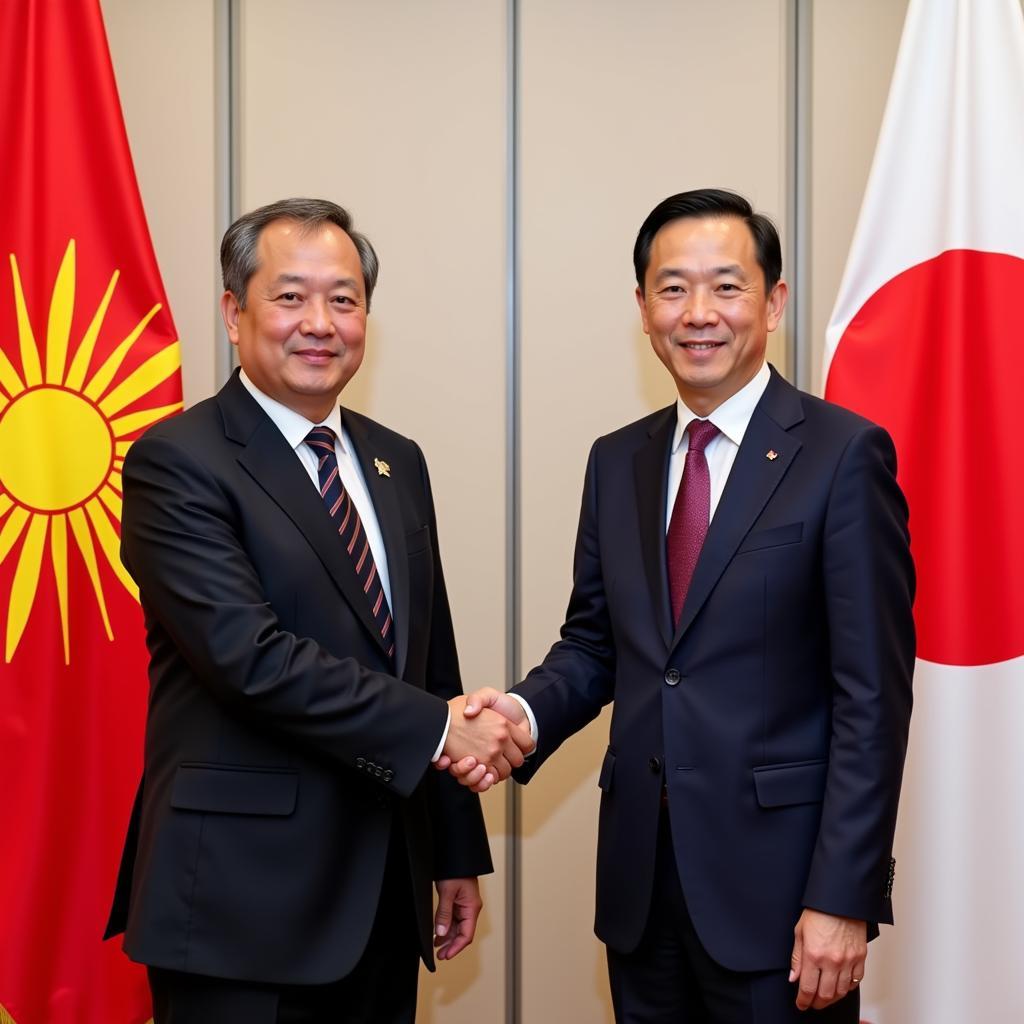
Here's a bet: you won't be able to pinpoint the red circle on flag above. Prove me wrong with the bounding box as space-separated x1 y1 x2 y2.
826 249 1024 667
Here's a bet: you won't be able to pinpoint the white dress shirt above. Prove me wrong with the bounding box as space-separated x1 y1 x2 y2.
666 360 771 529
239 370 393 609
239 371 450 759
513 361 772 747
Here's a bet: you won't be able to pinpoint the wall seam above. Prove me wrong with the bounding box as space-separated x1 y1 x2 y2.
213 0 241 386
504 1 522 1023
787 0 813 390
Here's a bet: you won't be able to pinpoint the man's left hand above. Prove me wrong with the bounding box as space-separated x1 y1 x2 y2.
789 908 867 1010
434 877 483 961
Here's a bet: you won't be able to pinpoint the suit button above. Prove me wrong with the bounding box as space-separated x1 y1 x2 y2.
374 766 383 778
649 757 662 774
664 669 680 686
355 757 366 770
383 770 394 784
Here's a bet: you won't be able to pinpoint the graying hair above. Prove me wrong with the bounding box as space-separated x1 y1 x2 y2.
220 197 380 311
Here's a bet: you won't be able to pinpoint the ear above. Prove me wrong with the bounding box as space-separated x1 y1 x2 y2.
635 285 651 336
220 291 242 346
766 279 788 332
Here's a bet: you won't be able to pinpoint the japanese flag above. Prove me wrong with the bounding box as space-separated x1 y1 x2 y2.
823 1 1024 1021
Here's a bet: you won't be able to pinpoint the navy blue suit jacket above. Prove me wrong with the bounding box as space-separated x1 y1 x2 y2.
105 371 491 984
513 367 914 972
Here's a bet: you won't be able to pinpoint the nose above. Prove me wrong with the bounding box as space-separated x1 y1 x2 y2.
300 298 336 338
682 288 719 328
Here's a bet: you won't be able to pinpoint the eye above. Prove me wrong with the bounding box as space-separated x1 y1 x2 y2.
717 283 739 293
332 295 355 306
660 285 685 295
277 291 301 302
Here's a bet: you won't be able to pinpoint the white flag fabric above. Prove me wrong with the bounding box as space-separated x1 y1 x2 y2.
823 1 1024 1022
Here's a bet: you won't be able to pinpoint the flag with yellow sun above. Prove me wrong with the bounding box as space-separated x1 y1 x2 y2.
0 2 181 1022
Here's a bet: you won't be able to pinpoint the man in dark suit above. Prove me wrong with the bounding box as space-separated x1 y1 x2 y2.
105 198 533 1024
447 189 914 1022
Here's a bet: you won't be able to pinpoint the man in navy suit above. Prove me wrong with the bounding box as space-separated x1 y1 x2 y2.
106 198 534 1023
447 189 915 1022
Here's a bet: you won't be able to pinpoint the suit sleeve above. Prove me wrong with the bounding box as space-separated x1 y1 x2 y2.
411 443 493 880
512 439 617 783
802 424 915 924
121 431 448 800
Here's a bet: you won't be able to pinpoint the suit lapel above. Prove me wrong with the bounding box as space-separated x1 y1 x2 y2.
671 369 805 649
634 407 676 650
342 410 411 678
218 374 391 660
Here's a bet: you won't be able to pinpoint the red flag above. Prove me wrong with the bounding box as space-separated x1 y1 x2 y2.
0 2 182 1022
823 0 1024 1019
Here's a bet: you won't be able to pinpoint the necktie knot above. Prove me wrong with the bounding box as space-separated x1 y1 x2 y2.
686 418 719 454
304 425 337 452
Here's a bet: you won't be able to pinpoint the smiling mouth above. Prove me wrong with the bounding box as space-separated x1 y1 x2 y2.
679 341 725 351
293 349 337 359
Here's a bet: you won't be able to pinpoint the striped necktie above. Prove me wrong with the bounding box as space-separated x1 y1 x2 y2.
304 426 395 663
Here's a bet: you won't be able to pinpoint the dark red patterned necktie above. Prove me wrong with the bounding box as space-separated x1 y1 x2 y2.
667 418 720 627
305 426 395 663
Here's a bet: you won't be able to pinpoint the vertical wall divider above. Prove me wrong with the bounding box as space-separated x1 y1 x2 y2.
786 0 813 389
504 1 522 1023
214 0 242 386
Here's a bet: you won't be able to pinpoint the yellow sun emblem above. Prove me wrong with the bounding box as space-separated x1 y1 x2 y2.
0 240 182 664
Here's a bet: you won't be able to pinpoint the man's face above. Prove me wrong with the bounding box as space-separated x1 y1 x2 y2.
636 215 787 416
221 218 367 422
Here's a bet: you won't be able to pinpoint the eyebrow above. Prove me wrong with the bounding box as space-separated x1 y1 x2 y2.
270 274 361 291
653 264 746 284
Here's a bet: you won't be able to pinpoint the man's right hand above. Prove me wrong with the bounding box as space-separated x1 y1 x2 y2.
443 693 533 786
440 689 529 791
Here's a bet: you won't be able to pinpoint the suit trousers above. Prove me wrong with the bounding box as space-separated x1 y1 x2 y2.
606 808 860 1024
148 813 421 1024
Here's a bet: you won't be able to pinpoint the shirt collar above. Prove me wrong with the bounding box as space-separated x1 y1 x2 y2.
238 369 346 454
671 361 771 453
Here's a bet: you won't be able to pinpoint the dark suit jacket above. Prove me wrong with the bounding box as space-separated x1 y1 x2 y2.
105 370 491 985
512 367 914 973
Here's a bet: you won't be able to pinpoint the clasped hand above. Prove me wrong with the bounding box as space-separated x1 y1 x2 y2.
442 690 533 787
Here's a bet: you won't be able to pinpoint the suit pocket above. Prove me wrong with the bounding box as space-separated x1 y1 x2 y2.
737 522 803 554
752 759 827 808
406 524 431 556
170 763 298 816
598 748 616 793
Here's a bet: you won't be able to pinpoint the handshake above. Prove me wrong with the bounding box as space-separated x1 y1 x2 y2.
440 689 533 793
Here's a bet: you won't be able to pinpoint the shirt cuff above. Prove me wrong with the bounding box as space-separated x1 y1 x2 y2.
506 693 539 746
431 708 452 763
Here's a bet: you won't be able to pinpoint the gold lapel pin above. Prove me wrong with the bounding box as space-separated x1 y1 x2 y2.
766 450 779 461
374 458 391 477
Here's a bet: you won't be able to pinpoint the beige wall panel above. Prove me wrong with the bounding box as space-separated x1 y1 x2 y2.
518 2 788 1019
101 0 219 408
240 3 509 1021
809 0 908 396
